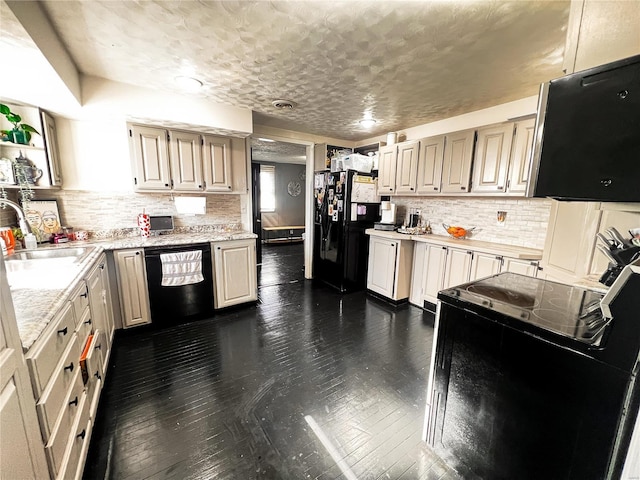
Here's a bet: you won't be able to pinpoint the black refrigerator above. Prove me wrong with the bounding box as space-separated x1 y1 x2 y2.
313 170 379 292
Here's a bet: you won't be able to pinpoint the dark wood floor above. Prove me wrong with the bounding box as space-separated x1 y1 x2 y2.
84 244 458 479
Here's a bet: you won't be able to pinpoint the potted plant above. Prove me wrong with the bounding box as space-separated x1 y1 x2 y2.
0 103 40 145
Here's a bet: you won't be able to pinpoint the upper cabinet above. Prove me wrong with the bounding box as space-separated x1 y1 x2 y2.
128 124 246 194
416 135 445 195
377 144 398 195
394 140 420 195
470 118 535 196
440 129 476 194
0 103 63 189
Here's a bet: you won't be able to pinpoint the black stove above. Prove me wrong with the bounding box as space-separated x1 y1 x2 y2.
442 272 609 346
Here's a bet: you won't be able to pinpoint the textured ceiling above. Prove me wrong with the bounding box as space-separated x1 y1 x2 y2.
250 138 307 164
30 1 569 141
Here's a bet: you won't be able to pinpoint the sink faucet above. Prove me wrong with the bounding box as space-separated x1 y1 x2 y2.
0 198 33 235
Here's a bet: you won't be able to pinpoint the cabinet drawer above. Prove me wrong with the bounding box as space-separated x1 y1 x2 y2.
27 302 77 397
37 353 83 443
75 307 92 352
70 282 89 330
56 392 91 480
46 389 87 477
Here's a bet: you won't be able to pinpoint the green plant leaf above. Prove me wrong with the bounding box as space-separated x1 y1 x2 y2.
20 124 40 134
0 104 10 115
6 113 21 125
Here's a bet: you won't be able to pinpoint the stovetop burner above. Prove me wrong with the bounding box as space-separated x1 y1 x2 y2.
443 273 609 346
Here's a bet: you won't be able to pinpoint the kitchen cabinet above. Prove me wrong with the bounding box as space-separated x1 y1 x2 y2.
113 249 151 328
377 144 397 195
203 134 232 192
411 239 541 309
443 247 473 289
367 235 414 301
440 129 475 194
129 124 246 194
86 254 115 360
212 239 257 309
471 123 514 194
470 118 535 195
416 135 445 194
394 140 420 194
0 258 50 480
40 110 63 187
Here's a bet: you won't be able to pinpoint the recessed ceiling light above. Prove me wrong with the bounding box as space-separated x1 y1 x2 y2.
359 118 377 128
175 76 203 91
272 99 296 110
257 137 275 142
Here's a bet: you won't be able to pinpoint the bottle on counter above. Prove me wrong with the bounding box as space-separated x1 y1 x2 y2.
24 233 37 250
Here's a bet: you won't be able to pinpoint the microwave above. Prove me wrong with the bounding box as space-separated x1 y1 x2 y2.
528 54 640 202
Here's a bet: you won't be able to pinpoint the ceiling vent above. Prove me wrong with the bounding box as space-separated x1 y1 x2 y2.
271 99 296 110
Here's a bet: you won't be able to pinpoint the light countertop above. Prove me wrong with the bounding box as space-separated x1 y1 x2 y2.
365 229 543 260
8 231 256 351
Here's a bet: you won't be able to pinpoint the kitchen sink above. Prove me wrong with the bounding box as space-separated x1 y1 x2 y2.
5 247 94 263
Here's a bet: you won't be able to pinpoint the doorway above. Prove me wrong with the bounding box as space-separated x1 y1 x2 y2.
250 137 310 286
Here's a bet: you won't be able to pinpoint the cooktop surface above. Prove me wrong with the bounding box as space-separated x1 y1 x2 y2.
442 273 609 345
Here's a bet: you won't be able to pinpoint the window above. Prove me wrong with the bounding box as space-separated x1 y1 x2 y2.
260 165 275 212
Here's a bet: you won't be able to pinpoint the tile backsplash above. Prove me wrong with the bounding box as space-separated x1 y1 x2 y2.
40 190 243 237
393 196 552 250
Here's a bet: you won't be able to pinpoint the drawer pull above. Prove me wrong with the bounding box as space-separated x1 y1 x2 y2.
95 343 102 350
99 264 105 270
69 396 78 407
77 429 86 440
95 371 102 380
84 318 92 325
80 291 88 298
64 362 74 373
57 327 68 336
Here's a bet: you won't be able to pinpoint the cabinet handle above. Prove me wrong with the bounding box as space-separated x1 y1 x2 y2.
390 243 395 247
99 264 105 270
84 318 92 325
77 429 86 440
136 252 140 255
69 396 78 407
461 186 466 190
228 185 232 189
217 247 221 250
410 187 414 191
165 183 169 187
80 288 88 298
64 362 74 372
95 343 102 350
497 186 504 190
95 371 102 380
57 326 68 336
198 185 202 189
434 187 438 191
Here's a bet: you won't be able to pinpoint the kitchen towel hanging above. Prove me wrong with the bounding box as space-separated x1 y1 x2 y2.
160 250 204 286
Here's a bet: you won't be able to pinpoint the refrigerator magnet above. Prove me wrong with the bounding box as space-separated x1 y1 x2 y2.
337 200 343 211
328 189 334 200
328 204 334 215
332 211 339 221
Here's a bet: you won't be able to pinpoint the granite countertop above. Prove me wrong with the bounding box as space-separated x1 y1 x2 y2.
365 229 543 260
8 231 256 351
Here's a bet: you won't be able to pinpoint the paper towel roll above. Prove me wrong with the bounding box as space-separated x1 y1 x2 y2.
386 132 397 145
381 201 391 210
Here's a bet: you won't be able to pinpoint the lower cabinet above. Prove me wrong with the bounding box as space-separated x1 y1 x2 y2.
113 249 151 328
367 235 414 301
412 240 540 309
22 254 114 480
212 239 257 309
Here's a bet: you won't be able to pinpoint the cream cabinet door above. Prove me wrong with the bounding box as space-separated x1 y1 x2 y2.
113 249 151 328
377 145 397 195
423 244 448 305
471 123 514 193
410 242 427 306
41 110 63 186
394 140 420 195
203 134 232 192
169 130 203 192
416 135 445 194
503 257 539 277
441 129 475 194
507 118 535 194
470 252 502 282
129 125 171 191
367 236 398 298
212 239 257 309
443 247 473 289
86 255 114 358
0 257 49 480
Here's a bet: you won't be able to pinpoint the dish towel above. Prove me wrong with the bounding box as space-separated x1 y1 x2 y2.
160 250 204 286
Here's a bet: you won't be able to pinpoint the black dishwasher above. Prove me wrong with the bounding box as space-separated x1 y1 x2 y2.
144 243 214 326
